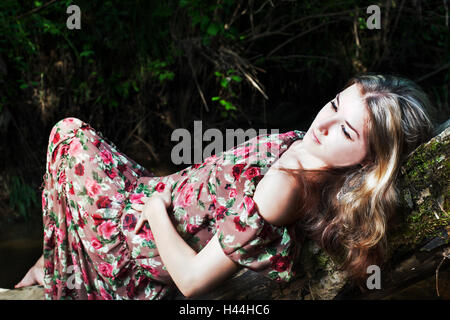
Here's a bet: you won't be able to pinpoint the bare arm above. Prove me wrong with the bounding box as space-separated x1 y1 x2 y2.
133 195 240 298
132 169 299 298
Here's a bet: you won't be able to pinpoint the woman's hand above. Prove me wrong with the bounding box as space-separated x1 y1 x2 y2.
131 183 172 234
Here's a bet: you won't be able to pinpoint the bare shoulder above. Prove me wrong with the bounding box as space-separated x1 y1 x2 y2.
253 156 301 226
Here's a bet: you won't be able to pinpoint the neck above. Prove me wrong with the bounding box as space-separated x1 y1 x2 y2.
289 141 329 171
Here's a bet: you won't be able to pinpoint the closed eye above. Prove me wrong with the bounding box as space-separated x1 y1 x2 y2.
341 125 351 139
331 100 352 140
331 100 338 111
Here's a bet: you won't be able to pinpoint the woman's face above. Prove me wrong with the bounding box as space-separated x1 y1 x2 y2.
300 84 370 169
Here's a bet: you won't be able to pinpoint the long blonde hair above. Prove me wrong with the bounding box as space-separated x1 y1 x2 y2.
286 74 435 284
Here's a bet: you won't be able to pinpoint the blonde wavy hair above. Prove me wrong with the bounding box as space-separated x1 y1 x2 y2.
285 74 435 284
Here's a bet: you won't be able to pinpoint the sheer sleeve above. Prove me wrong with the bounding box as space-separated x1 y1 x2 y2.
211 132 300 283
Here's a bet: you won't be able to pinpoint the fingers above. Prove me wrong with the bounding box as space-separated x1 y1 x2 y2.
131 198 147 234
134 214 145 234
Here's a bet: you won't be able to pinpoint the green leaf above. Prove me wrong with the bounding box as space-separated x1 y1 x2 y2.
80 50 94 58
266 247 277 256
92 171 101 183
206 23 220 36
258 253 271 262
230 75 242 82
220 78 229 88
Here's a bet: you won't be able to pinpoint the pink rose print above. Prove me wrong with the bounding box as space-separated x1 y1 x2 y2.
122 214 136 232
155 182 165 192
66 205 72 224
130 193 144 204
59 144 69 159
183 184 194 206
100 149 113 164
177 183 194 207
243 196 255 214
63 118 74 124
177 178 188 192
186 223 200 234
211 194 217 206
58 170 66 186
74 163 84 176
105 168 117 179
270 254 290 272
41 193 46 210
233 216 247 232
68 137 83 156
232 164 245 181
114 192 125 202
55 227 65 245
117 163 127 173
100 287 113 300
142 264 160 277
234 145 255 158
229 188 237 198
91 237 102 250
93 138 101 148
281 131 296 139
139 224 154 241
215 206 227 221
96 195 112 209
97 220 117 239
52 132 60 144
244 166 260 180
85 177 101 197
197 183 204 201
124 180 133 192
98 263 114 278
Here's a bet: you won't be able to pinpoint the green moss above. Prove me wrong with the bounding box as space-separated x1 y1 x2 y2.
315 251 330 269
390 132 449 255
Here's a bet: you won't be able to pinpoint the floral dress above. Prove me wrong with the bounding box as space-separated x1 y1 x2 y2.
41 117 306 300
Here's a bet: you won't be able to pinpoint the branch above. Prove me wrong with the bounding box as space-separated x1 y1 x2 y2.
415 62 450 83
15 0 58 20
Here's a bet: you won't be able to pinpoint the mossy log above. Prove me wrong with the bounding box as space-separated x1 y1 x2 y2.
1 126 448 301
175 125 450 300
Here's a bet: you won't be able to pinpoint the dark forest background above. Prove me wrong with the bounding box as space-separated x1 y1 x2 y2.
0 0 448 290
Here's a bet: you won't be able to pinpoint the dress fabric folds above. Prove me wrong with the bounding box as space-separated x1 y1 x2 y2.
41 117 305 299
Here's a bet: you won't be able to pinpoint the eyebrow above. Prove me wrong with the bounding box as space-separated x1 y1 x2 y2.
336 93 360 139
346 120 360 139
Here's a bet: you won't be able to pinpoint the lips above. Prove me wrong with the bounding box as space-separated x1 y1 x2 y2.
312 131 321 144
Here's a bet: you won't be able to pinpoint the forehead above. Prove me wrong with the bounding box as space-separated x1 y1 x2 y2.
339 84 369 132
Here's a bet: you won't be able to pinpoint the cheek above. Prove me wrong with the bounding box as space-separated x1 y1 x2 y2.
330 143 366 166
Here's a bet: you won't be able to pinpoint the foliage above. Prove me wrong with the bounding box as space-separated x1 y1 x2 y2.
0 0 448 225
8 175 38 221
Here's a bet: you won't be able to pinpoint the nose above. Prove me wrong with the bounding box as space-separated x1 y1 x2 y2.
317 117 337 136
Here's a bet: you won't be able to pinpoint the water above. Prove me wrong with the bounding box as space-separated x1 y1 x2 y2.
0 237 42 289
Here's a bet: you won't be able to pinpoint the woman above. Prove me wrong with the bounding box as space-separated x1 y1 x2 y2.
15 74 434 299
